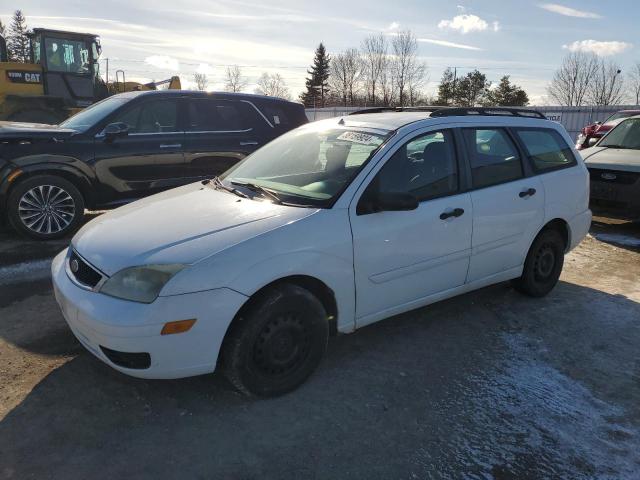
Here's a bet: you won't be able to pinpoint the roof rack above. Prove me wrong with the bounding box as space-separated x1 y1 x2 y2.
429 107 546 119
348 106 546 119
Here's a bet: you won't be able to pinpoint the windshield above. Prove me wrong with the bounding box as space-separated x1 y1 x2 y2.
599 118 640 149
59 96 128 131
220 125 391 207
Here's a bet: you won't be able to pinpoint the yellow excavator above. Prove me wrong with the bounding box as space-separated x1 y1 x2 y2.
0 28 181 124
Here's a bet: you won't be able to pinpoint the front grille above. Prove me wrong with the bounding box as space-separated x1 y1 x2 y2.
588 168 640 185
100 346 151 369
69 250 103 288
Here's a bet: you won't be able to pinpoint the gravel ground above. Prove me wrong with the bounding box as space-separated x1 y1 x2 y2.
0 215 639 479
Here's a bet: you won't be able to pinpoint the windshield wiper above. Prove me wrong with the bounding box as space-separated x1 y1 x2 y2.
210 176 248 198
230 180 283 204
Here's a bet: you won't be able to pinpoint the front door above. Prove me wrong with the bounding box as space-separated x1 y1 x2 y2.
350 129 473 326
92 97 185 205
459 127 545 283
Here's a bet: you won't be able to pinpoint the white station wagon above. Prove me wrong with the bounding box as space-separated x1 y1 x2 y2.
52 107 592 396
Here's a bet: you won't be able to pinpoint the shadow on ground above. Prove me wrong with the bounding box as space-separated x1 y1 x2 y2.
2 281 639 479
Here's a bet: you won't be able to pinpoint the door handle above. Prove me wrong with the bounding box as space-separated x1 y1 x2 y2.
519 188 536 198
240 141 258 146
160 143 182 149
439 208 465 220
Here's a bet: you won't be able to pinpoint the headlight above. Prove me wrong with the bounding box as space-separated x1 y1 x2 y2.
100 264 185 303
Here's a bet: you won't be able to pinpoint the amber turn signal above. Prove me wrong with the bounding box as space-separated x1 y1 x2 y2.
6 169 23 183
161 319 196 335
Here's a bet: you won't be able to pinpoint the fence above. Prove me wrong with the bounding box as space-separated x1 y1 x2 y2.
305 105 640 141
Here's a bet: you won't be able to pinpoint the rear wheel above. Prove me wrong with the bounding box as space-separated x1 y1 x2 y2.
7 175 85 240
512 228 565 297
222 284 329 397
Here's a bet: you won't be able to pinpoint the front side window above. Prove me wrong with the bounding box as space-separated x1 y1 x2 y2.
221 126 390 206
59 96 128 131
462 128 522 189
373 130 458 201
44 37 90 74
515 128 576 172
599 118 640 150
112 100 178 134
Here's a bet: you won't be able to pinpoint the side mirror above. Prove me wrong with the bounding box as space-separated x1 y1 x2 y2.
358 190 419 215
103 122 129 141
587 137 599 147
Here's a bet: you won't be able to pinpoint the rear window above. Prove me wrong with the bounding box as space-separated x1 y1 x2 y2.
514 128 576 173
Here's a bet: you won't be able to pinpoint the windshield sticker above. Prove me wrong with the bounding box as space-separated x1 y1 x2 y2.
337 131 378 145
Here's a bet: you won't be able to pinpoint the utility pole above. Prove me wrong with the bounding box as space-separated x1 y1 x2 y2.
452 67 457 106
105 58 109 84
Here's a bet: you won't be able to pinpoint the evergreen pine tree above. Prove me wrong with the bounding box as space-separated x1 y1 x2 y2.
486 76 529 106
300 43 331 107
0 19 6 38
7 10 30 62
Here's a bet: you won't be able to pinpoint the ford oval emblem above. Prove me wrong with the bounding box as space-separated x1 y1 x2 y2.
70 259 79 273
601 172 617 180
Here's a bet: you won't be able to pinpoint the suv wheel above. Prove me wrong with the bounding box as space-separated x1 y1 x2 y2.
512 228 565 297
222 284 329 397
7 175 85 240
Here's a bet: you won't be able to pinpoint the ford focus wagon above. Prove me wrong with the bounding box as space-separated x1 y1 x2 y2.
52 107 592 396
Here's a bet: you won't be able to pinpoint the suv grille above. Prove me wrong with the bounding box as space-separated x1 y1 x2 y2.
588 168 640 185
69 251 103 288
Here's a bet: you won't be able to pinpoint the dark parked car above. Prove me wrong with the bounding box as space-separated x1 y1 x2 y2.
0 91 308 239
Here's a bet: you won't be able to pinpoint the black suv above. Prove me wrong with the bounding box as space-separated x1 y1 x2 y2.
0 91 307 239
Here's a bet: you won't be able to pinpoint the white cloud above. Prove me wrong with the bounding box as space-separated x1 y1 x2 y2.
438 14 496 34
196 63 214 75
386 21 400 31
145 55 180 71
492 21 500 32
417 38 482 51
562 40 632 56
538 3 601 19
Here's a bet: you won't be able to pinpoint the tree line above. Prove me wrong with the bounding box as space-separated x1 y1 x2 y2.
548 51 640 106
1 10 30 62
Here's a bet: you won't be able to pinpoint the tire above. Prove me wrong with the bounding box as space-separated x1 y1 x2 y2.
7 175 85 240
512 228 565 297
222 284 329 397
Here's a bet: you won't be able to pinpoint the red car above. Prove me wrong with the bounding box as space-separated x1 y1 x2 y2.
576 110 640 150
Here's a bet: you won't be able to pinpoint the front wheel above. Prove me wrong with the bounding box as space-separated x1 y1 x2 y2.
512 228 565 297
7 175 85 240
222 284 329 397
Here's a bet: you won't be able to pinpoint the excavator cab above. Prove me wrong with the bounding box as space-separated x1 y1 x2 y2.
30 28 104 108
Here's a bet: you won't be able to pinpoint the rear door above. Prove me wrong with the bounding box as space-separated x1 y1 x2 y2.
92 97 185 204
183 98 271 180
461 127 545 283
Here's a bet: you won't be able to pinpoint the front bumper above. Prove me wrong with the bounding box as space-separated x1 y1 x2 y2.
51 249 248 379
588 168 640 219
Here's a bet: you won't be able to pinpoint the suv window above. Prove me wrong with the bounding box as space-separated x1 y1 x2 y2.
188 99 262 132
112 100 178 134
375 130 458 202
514 128 576 172
462 128 522 189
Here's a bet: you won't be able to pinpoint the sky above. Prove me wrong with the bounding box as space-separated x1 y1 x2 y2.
2 0 639 104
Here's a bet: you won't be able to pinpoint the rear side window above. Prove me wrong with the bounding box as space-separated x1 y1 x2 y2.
187 99 263 132
461 128 522 189
514 128 576 173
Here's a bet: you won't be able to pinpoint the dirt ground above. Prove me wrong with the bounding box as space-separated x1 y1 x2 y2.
0 215 639 479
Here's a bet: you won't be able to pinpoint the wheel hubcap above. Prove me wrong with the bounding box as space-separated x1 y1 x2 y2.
253 314 311 376
534 244 555 279
18 185 75 234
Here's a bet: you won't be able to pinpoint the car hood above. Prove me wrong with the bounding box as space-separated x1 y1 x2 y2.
582 146 640 173
72 183 319 276
0 121 77 140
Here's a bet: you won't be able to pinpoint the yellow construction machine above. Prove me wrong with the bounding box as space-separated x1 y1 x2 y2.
0 28 181 124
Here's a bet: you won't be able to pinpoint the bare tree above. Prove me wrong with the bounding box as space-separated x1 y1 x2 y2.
391 30 427 106
193 72 208 91
547 52 599 106
628 62 640 105
406 62 428 106
255 72 290 100
224 65 248 93
587 60 624 105
361 34 388 105
329 48 362 106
